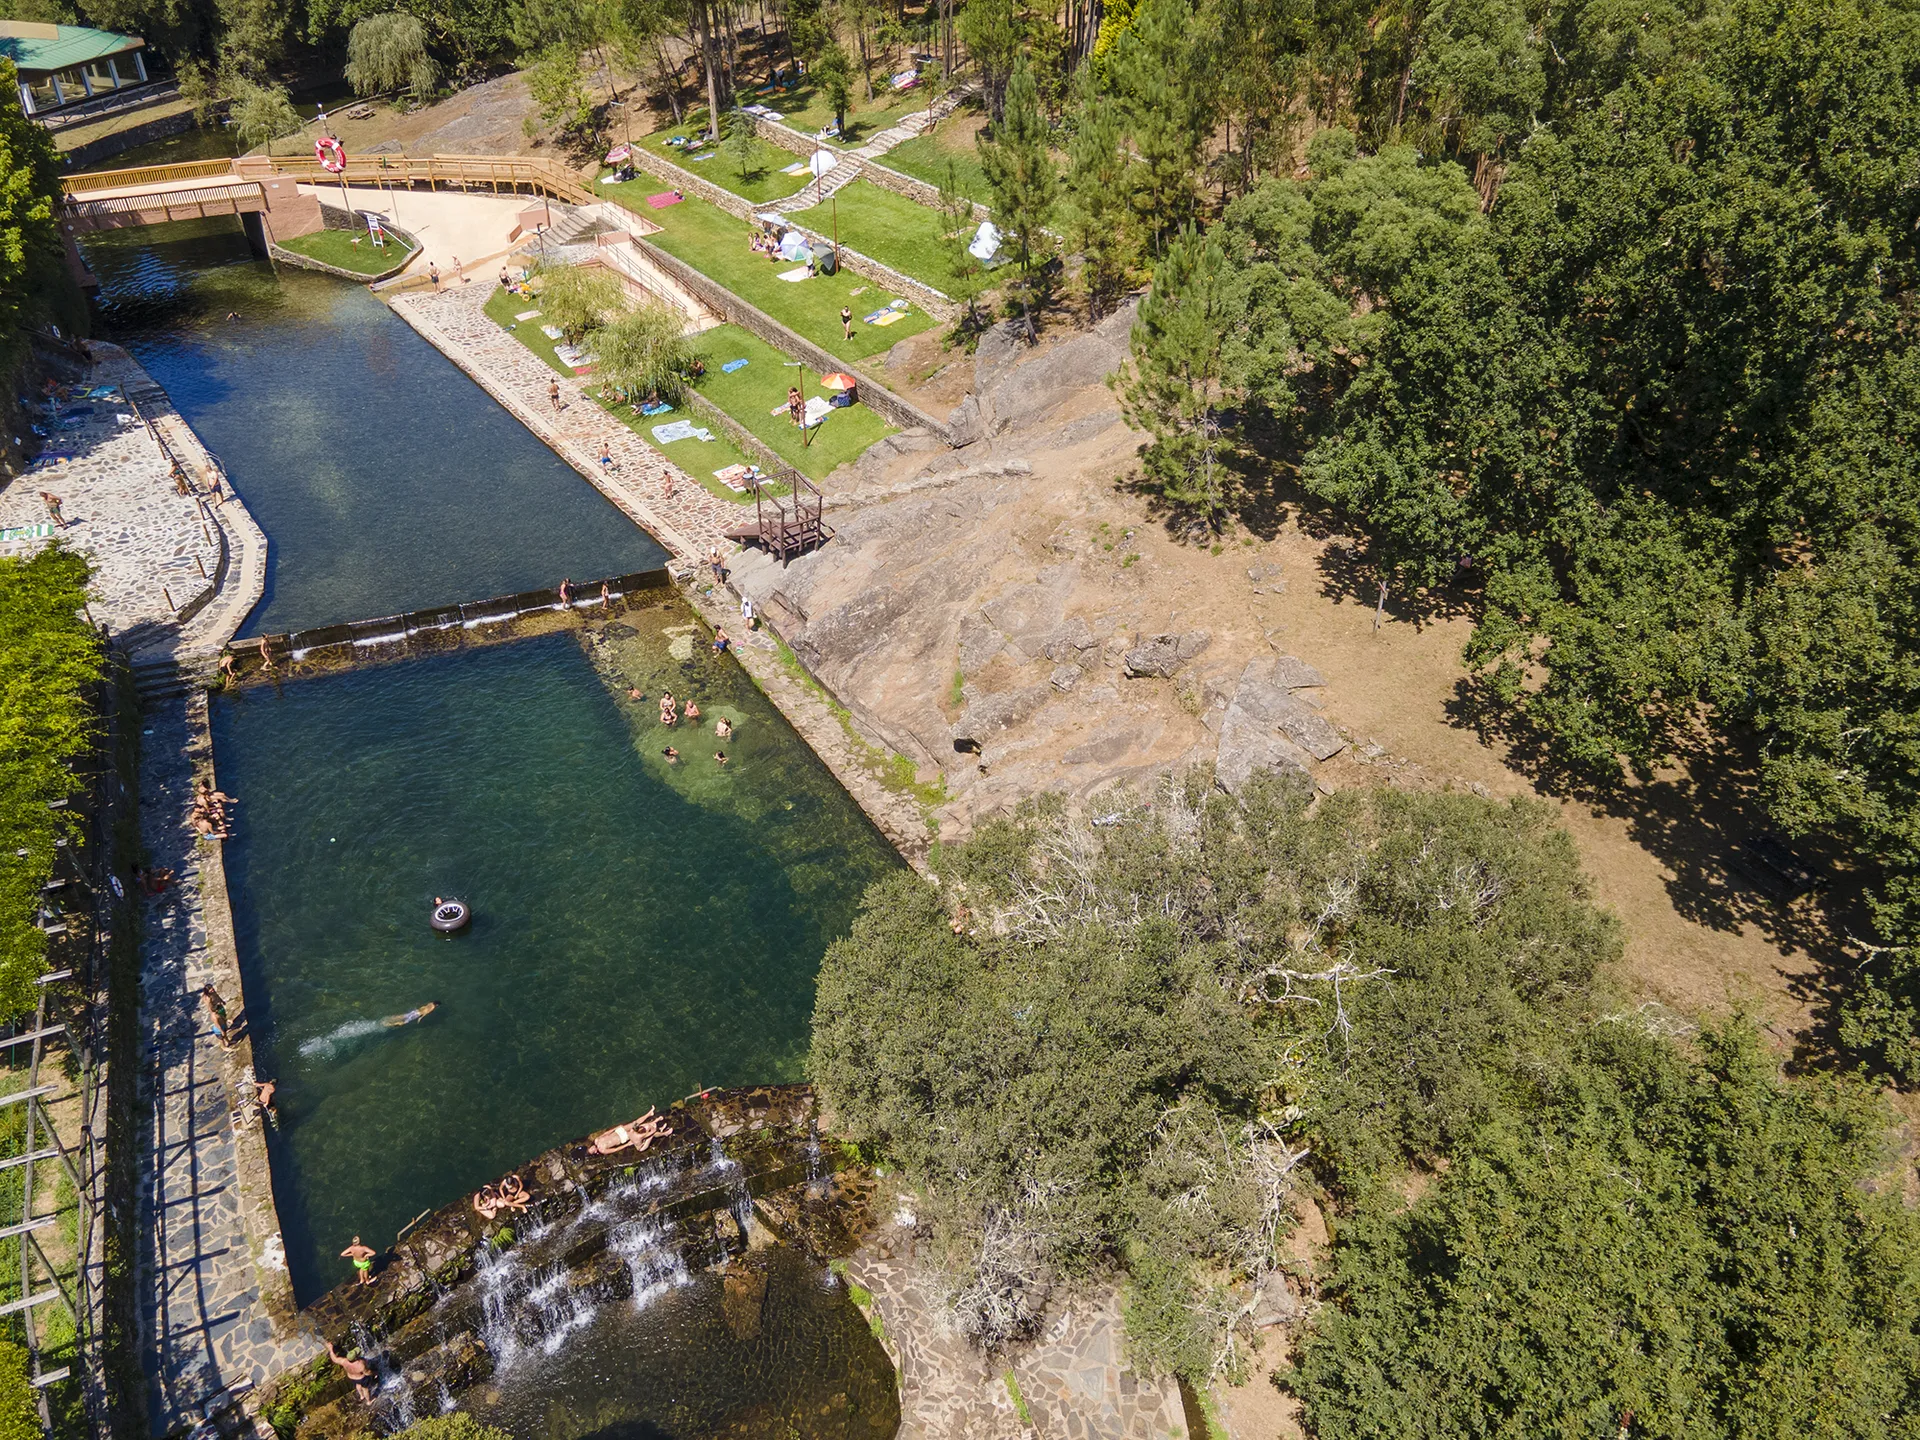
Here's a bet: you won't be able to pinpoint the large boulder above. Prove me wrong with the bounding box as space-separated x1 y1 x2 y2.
1215 658 1345 793
1124 630 1212 678
951 682 1054 749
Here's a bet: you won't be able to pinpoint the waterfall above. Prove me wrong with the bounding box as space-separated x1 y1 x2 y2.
609 1218 690 1311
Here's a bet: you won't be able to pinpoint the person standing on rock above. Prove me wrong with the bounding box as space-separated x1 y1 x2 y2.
341 1236 378 1286
326 1340 375 1400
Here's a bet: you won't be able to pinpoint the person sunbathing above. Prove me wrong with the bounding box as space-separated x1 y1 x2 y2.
589 1108 662 1155
472 1184 501 1220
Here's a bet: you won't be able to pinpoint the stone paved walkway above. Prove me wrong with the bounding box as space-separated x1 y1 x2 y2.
389 283 743 565
136 695 319 1435
850 1191 1188 1440
0 347 221 635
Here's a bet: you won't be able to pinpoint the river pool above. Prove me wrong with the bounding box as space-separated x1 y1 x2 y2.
79 218 664 634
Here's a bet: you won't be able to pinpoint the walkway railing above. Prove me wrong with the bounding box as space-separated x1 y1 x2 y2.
233 153 600 206
62 158 238 194
64 183 265 221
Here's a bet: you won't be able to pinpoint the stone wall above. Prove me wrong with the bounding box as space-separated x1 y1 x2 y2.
620 143 958 321
744 112 992 223
629 235 956 442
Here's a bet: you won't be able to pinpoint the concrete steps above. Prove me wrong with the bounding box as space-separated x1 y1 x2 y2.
129 653 203 702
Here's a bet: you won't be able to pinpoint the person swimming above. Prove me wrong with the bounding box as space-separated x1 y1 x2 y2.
663 746 680 763
714 717 733 739
383 1002 438 1027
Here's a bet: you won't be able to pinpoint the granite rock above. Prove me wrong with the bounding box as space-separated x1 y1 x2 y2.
1123 629 1212 678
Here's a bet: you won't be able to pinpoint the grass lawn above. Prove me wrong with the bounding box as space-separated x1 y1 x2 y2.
482 286 780 504
279 227 416 274
739 72 930 147
628 125 814 206
785 180 956 292
608 190 938 364
691 324 896 481
881 119 992 203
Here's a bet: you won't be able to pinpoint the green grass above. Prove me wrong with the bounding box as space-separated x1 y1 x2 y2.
692 324 895 481
785 179 958 292
628 125 814 206
277 226 416 274
739 71 931 147
882 122 992 203
606 189 937 363
482 286 776 505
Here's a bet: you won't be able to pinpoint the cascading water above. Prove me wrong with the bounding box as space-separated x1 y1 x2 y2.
609 1217 691 1309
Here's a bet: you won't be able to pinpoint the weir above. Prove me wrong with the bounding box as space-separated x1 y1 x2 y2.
219 568 674 685
265 1085 897 1440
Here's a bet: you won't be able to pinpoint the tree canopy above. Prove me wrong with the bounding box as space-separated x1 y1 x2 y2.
812 779 1920 1426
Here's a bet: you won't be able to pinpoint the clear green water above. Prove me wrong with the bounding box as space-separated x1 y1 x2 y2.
79 218 665 634
213 615 901 1302
462 1248 900 1440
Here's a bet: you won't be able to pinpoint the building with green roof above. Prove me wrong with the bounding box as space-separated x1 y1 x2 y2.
2 19 150 116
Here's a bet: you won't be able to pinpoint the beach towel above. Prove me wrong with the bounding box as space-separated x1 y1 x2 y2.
722 358 750 373
554 342 596 369
688 151 717 162
652 420 715 444
768 397 832 427
0 522 55 543
861 307 894 325
781 161 809 175
869 308 909 326
777 265 812 282
639 401 674 416
646 191 684 209
516 310 542 322
541 324 564 339
713 464 764 492
86 386 119 400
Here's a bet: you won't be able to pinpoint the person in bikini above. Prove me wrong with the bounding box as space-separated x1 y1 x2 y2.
714 717 733 739
589 1108 666 1155
384 1002 437 1027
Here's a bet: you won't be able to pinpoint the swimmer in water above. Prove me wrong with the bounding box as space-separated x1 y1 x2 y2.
663 746 680 763
714 717 733 739
684 699 701 722
383 1002 438 1027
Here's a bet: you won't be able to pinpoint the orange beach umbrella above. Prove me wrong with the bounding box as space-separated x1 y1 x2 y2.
819 372 859 391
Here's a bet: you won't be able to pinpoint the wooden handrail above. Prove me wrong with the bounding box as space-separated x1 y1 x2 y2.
63 159 238 194
234 152 597 205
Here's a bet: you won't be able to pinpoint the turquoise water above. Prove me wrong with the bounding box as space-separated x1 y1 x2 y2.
80 218 664 634
213 614 901 1303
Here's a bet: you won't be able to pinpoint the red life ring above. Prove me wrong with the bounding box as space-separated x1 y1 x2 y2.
316 136 346 173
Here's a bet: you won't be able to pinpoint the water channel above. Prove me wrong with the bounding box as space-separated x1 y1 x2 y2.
81 217 905 1435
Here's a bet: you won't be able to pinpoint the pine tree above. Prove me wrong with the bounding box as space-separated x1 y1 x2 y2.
957 0 1021 121
936 160 989 335
1111 0 1211 251
977 55 1058 337
1063 66 1136 318
1110 224 1238 527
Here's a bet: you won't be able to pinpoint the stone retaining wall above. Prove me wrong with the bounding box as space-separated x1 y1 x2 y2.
744 112 992 223
619 144 958 321
271 207 420 282
628 236 955 442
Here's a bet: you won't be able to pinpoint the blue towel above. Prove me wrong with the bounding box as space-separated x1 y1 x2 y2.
639 401 673 416
722 358 750 373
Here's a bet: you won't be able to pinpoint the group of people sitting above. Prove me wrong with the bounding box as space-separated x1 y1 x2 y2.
589 1107 671 1155
191 779 234 839
471 1172 531 1220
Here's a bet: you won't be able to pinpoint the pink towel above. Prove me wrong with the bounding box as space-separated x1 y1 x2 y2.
646 191 684 209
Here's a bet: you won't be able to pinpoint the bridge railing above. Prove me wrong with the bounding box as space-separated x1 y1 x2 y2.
64 183 265 218
233 153 599 206
62 158 240 194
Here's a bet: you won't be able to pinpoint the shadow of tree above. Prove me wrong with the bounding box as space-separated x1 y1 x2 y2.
1441 669 1870 1069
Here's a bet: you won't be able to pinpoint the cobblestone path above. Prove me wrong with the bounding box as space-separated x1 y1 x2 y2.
135 696 318 1435
0 347 222 634
390 283 745 565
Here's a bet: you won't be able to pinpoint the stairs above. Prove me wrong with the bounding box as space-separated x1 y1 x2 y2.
128 652 204 702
